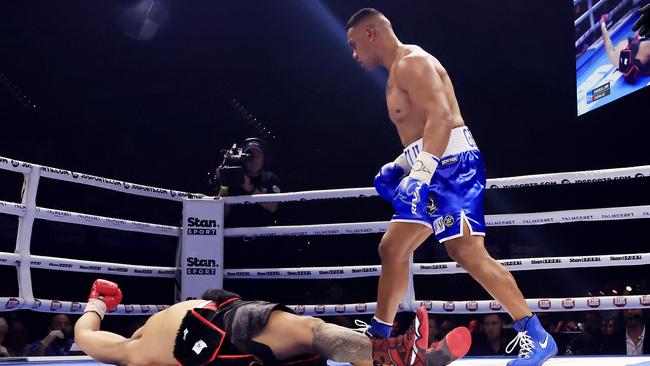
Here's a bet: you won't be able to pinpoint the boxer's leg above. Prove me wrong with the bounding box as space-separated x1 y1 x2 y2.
443 220 530 320
375 222 432 325
444 220 557 365
251 311 372 362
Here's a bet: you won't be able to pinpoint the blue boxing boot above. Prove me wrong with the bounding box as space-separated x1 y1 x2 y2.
506 315 557 366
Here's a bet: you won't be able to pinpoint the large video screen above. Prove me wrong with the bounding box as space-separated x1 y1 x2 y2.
576 0 649 116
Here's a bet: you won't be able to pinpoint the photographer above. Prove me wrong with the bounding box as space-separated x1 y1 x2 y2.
212 138 280 226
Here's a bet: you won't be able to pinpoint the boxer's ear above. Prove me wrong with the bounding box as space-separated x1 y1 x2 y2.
365 25 375 42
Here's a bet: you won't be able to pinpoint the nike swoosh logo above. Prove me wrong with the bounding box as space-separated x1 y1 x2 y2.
539 334 549 349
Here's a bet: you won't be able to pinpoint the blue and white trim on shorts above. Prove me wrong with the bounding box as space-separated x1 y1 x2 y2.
391 126 486 243
391 211 486 243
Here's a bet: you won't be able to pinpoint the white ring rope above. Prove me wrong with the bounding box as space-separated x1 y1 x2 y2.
0 252 176 278
0 199 180 237
35 205 181 237
223 165 650 204
0 252 20 266
2 156 649 316
287 295 650 316
225 205 650 237
0 156 204 202
0 297 168 315
485 205 650 226
0 200 27 216
0 157 184 313
224 252 650 279
225 221 386 237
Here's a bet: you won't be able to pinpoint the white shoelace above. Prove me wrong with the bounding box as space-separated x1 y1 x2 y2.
353 319 371 334
506 331 535 358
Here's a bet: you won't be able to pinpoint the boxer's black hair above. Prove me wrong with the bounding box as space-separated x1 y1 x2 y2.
201 288 241 304
346 8 383 30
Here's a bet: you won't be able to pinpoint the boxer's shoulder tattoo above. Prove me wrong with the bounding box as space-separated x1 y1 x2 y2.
312 322 371 362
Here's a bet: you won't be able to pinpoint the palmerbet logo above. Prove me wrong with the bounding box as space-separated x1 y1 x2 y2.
186 257 218 275
187 217 218 235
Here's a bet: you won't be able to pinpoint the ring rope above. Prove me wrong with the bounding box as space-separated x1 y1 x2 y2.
0 297 169 315
2 156 649 316
575 0 634 48
286 295 650 316
2 156 647 205
223 165 650 204
0 199 180 237
0 201 26 216
0 156 204 202
0 252 20 266
224 205 650 238
0 252 177 278
224 252 650 279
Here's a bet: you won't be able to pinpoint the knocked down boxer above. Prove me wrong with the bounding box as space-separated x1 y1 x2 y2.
74 280 471 366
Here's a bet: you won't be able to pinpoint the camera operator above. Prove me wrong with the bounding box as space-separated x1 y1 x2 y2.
211 138 280 226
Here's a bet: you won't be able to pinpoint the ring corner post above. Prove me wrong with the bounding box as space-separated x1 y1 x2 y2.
179 197 225 301
15 164 42 309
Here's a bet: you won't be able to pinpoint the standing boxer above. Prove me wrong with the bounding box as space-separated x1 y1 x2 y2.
346 8 556 365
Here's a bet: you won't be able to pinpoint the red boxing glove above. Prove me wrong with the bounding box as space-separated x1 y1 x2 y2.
85 279 123 319
89 279 123 310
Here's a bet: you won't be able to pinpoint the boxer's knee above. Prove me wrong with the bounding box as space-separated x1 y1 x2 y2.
445 236 488 270
378 234 411 263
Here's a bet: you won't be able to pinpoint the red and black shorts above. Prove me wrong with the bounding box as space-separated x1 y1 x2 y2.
174 300 325 366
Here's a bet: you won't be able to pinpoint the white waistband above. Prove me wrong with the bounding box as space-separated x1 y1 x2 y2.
402 126 478 167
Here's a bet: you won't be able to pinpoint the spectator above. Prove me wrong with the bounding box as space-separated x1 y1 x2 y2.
555 318 579 333
438 319 457 341
0 317 8 357
214 138 281 226
603 317 621 337
428 315 440 346
604 309 649 355
468 314 516 356
537 312 554 332
569 312 604 355
28 314 74 356
5 318 30 357
468 319 481 336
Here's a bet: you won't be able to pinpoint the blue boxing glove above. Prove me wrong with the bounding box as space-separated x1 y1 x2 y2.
374 162 405 201
392 152 440 217
374 154 410 201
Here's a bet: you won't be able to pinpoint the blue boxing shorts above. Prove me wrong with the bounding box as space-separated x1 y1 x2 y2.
391 126 486 243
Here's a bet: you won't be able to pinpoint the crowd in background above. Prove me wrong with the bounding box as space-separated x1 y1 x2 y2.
1 308 646 358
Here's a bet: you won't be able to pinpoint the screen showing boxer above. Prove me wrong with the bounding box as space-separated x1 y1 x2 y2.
576 0 650 116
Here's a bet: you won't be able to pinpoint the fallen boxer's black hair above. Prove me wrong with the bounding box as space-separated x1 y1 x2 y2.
201 288 241 304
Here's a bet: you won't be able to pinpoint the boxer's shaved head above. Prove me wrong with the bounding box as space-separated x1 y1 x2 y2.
347 8 384 30
346 8 398 70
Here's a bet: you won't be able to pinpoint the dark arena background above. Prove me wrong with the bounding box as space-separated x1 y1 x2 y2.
1 0 649 364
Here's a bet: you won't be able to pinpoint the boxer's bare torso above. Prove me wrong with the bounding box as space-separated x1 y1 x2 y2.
386 45 465 147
